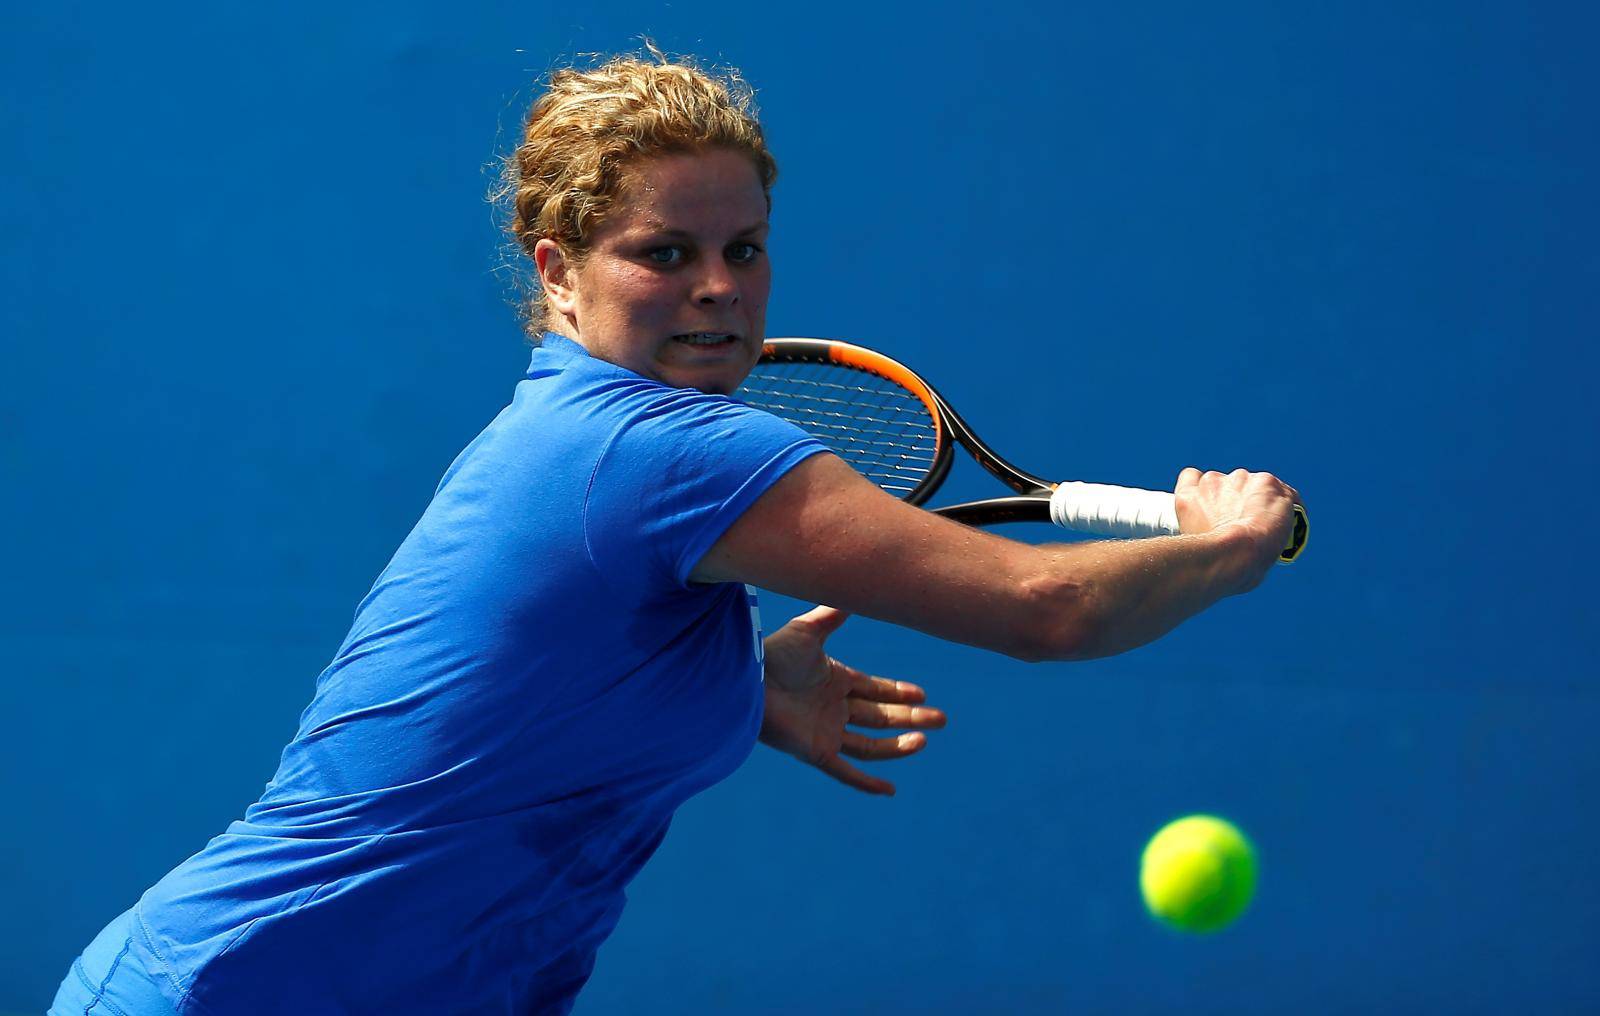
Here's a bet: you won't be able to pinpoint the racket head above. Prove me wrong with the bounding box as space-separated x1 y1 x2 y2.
738 338 953 506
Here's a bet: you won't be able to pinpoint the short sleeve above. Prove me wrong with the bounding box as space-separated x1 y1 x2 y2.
583 384 827 592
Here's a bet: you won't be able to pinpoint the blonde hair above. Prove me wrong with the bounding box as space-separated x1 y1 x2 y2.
495 46 777 338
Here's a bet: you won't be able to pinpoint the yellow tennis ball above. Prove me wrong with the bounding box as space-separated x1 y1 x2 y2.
1140 815 1257 933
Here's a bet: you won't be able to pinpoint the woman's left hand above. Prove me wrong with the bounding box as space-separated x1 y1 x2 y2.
759 605 947 796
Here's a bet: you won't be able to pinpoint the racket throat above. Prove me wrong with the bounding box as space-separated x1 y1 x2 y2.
932 495 1055 527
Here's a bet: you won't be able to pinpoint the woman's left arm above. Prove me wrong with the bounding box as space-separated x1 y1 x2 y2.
758 604 948 796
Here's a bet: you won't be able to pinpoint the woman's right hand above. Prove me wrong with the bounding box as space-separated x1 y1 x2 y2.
1173 467 1301 593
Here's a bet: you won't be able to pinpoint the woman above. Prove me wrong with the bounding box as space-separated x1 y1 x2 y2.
52 51 1298 1015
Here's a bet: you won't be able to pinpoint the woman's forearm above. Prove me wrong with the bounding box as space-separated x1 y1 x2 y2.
1018 528 1258 662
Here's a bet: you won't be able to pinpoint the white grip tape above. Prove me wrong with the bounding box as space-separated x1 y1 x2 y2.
1048 481 1180 539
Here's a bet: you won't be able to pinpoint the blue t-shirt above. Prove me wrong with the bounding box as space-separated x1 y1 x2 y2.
128 334 827 1014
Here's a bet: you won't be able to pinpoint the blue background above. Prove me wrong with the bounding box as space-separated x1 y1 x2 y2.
5 2 1597 1012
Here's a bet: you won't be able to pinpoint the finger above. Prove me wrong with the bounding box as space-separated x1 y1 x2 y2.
1176 466 1201 490
793 604 850 638
841 730 928 761
835 664 927 704
819 754 895 796
848 698 948 730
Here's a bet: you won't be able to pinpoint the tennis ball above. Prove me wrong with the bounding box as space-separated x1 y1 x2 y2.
1140 814 1256 933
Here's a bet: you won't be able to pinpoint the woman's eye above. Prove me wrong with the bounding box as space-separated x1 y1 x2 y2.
728 242 762 263
648 247 684 265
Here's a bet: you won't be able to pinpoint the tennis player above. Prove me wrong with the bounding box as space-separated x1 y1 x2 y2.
51 50 1299 1015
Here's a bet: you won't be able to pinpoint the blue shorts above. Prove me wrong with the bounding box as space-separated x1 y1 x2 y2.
49 905 180 1016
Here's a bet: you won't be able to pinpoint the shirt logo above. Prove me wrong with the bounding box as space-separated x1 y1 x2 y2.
744 584 764 670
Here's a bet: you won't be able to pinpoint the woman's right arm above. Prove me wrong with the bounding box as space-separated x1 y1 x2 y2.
691 454 1298 662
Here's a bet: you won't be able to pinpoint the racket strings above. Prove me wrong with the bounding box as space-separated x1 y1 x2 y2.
738 361 941 495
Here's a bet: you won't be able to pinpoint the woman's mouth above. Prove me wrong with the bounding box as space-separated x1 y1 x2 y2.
671 332 739 347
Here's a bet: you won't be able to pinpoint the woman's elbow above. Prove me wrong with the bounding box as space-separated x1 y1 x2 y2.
1007 572 1100 663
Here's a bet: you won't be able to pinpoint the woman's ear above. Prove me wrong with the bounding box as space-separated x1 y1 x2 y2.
534 239 578 317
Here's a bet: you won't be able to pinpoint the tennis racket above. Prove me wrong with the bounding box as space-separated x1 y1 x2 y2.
738 337 1308 564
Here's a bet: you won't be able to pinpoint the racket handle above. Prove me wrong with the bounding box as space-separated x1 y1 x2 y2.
1049 482 1179 538
1048 482 1308 564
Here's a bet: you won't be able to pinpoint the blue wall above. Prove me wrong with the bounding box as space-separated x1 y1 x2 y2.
5 2 1596 1011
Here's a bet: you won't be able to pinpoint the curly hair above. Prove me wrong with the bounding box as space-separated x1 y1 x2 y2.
494 45 778 338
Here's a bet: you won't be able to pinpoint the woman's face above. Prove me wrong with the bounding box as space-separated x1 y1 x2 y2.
537 148 770 395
